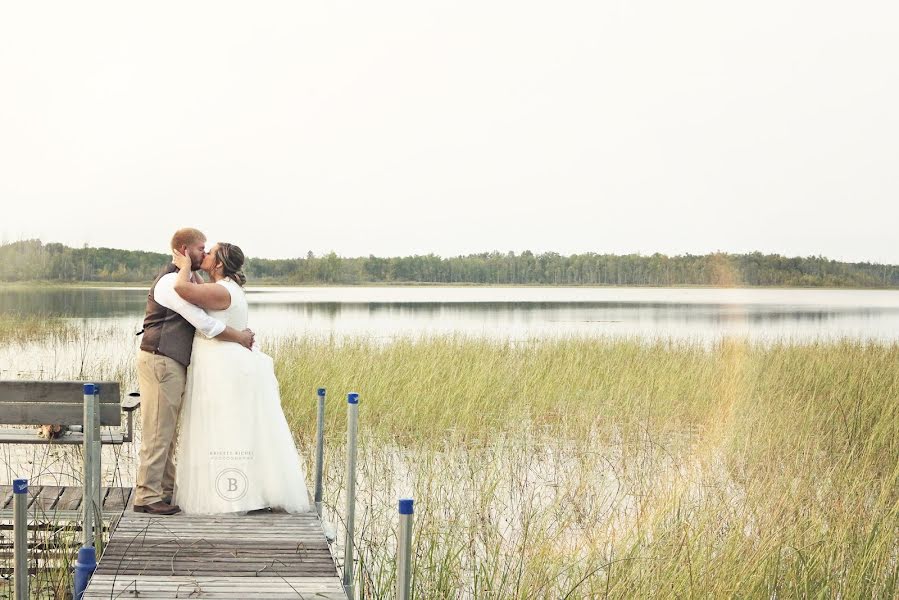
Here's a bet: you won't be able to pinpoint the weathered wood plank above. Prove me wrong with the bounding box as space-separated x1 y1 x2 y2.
121 511 318 519
26 486 43 509
32 485 64 512
98 541 328 558
116 513 321 522
97 557 338 567
106 536 329 544
0 486 141 513
0 402 121 426
95 560 339 575
94 569 340 578
120 514 320 525
0 486 13 510
109 531 327 539
0 428 125 444
114 523 322 531
96 556 338 564
86 576 344 587
114 522 323 529
113 516 322 525
87 488 343 597
0 381 121 404
102 486 132 511
84 575 346 599
99 544 332 554
55 486 84 511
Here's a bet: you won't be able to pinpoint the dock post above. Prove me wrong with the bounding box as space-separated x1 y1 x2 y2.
342 392 359 598
91 384 102 534
397 498 414 600
314 387 326 517
82 383 95 548
13 478 28 600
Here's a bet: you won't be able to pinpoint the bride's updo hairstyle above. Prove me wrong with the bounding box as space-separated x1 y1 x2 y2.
214 242 247 287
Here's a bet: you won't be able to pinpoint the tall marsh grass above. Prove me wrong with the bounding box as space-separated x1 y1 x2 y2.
273 337 899 598
1 329 896 597
0 313 73 345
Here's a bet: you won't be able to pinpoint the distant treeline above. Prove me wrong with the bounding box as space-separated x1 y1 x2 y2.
1 239 897 288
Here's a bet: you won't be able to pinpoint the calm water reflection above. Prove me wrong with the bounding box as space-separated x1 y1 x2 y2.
2 285 899 343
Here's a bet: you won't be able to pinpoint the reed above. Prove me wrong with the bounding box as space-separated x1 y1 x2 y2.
273 336 898 598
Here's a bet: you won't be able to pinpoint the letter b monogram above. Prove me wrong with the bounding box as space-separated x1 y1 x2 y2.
215 468 248 501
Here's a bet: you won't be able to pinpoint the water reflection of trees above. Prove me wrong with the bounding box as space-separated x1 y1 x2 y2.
251 301 897 326
0 288 147 317
4 290 899 340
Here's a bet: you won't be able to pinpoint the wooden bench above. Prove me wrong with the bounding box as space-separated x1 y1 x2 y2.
0 381 139 445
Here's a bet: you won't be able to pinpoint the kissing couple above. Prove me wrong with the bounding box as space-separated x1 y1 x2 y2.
133 227 309 515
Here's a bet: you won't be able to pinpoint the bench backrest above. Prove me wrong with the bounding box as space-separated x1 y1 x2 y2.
0 381 122 426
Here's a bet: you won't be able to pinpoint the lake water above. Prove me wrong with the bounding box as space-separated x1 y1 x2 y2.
3 285 899 345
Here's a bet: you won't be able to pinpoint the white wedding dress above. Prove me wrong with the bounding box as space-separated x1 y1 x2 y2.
173 278 310 514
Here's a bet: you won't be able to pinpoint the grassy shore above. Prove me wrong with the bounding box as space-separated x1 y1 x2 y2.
272 337 898 598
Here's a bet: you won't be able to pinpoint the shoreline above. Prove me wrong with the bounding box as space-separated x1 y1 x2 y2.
4 280 899 292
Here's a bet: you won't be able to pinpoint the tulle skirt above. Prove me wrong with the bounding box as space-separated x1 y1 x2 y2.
173 337 310 514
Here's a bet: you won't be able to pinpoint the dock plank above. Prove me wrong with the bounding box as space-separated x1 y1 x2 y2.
55 486 83 511
25 485 43 509
0 485 138 520
86 490 344 597
84 575 346 599
101 486 131 511
32 485 64 512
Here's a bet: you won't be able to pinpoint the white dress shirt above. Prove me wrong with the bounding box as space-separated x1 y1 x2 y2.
153 272 226 339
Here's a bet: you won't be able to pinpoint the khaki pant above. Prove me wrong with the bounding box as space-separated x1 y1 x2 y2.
135 350 186 505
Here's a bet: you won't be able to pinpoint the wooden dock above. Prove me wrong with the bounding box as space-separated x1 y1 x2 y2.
83 493 346 599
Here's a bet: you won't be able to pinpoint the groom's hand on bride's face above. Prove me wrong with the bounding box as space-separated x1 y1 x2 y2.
238 328 255 349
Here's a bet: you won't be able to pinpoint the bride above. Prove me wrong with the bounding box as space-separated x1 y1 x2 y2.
170 243 309 514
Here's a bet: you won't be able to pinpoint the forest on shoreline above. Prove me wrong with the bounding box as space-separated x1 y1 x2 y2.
1 239 897 288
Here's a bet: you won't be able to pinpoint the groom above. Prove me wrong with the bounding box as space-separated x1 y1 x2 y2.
134 227 255 515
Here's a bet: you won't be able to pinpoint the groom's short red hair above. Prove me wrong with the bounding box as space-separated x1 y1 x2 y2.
170 228 206 251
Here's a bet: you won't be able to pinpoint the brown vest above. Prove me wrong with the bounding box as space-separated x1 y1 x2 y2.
140 264 196 367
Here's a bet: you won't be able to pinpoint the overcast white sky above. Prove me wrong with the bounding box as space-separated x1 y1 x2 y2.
1 1 897 262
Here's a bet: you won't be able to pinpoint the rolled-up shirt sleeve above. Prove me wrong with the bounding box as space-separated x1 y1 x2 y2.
153 272 226 339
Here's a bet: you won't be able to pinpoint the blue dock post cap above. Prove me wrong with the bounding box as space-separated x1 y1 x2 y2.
347 392 359 404
317 388 326 397
399 498 414 515
73 546 97 599
13 479 27 494
83 383 96 395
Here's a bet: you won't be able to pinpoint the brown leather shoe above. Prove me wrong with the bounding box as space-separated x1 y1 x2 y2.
133 501 181 515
